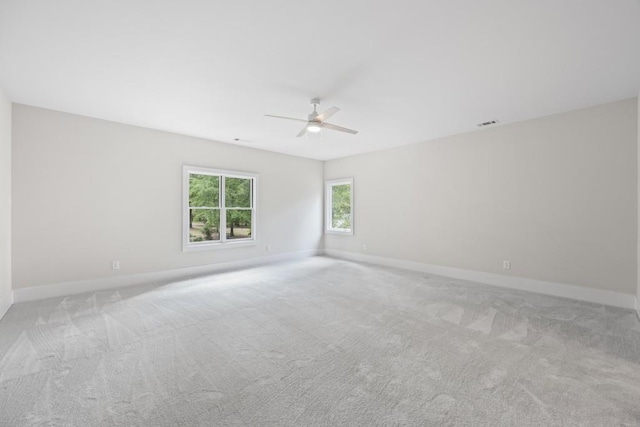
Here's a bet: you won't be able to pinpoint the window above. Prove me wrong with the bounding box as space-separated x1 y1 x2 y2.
183 166 257 250
325 178 353 235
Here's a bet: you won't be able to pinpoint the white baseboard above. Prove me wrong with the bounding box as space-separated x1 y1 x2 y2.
13 249 320 303
324 249 636 310
0 291 13 320
10 248 639 314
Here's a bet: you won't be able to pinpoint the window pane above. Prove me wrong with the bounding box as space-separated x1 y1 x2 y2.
226 210 252 240
225 177 251 208
189 209 220 242
331 184 351 229
189 174 219 207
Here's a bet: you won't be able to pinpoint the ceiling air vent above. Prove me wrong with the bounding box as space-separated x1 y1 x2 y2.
477 120 498 127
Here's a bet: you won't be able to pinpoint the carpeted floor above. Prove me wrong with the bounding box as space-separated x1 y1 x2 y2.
1 257 639 426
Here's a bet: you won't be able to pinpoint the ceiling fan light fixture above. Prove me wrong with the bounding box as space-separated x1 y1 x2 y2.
265 99 358 137
306 122 322 133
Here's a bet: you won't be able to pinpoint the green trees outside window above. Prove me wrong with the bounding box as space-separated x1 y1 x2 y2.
189 174 220 242
187 170 255 244
331 184 351 229
326 178 353 234
225 177 252 239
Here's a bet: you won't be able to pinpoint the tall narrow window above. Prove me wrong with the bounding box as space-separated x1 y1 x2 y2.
183 166 257 251
325 178 353 235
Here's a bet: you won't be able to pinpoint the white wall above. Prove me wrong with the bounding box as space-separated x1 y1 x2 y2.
12 105 323 290
0 88 11 316
325 99 638 295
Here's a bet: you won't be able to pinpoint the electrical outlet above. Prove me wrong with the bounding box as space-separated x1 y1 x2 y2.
112 261 120 270
266 244 272 253
503 260 511 270
362 244 367 251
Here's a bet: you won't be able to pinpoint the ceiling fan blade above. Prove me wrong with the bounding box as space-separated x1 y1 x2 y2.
265 114 307 122
322 122 358 135
316 106 340 122
296 125 308 137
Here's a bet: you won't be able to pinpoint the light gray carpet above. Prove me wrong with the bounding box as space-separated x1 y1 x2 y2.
1 257 639 426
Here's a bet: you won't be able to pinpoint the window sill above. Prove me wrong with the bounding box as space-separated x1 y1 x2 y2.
325 229 353 236
183 239 258 252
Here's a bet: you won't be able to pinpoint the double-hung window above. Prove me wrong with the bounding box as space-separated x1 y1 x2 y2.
325 178 353 235
183 165 257 250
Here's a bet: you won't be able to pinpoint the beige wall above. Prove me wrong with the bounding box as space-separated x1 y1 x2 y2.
325 99 638 295
12 105 324 289
0 88 11 306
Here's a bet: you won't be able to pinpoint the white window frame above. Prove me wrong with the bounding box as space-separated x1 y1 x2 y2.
183 165 257 251
325 177 354 235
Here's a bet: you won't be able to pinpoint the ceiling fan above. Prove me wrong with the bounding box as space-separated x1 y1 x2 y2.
265 98 358 137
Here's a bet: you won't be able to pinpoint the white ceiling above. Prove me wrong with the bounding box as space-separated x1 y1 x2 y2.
1 1 639 160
